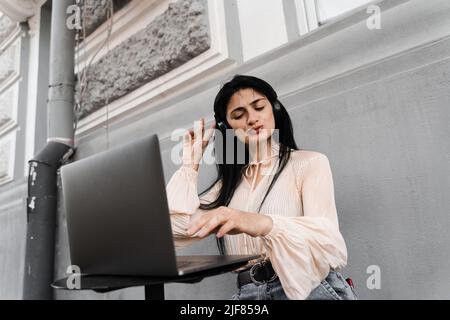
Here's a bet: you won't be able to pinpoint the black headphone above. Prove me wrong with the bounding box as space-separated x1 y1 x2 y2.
215 99 282 132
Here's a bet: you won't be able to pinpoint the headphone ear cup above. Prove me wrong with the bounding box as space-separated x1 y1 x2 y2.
273 100 282 119
273 100 281 111
217 121 228 132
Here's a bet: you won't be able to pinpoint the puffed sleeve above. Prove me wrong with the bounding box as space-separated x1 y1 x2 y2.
261 154 348 300
166 165 222 249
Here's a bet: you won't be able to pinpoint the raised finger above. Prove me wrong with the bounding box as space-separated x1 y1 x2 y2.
183 131 191 144
193 118 202 142
203 121 215 145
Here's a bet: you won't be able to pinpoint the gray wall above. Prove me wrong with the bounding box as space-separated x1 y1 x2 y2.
289 43 450 299
1 0 449 299
0 3 51 300
53 0 450 299
54 0 450 299
0 22 30 300
0 179 27 299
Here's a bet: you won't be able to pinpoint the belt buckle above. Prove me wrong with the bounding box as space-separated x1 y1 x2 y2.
249 260 278 285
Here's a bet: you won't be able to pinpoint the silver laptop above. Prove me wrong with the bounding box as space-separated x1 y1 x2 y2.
61 133 259 276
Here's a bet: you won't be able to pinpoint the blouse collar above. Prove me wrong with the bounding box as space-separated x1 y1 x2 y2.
244 142 280 178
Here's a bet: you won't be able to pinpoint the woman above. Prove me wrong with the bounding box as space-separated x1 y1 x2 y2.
166 75 357 300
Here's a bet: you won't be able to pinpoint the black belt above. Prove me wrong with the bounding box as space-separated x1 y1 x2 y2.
237 260 278 288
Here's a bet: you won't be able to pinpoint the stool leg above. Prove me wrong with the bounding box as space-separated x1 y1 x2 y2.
144 284 164 300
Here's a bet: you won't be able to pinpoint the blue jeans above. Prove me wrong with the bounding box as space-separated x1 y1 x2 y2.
230 270 358 300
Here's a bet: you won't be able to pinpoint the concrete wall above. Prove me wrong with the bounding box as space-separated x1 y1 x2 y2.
0 2 50 300
0 179 27 299
52 0 450 299
82 0 132 37
0 20 29 299
76 0 210 119
0 14 16 44
1 0 449 300
287 42 450 300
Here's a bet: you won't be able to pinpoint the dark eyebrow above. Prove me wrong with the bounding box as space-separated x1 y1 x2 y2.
230 98 266 114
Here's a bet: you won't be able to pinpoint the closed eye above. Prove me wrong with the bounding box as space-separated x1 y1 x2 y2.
232 105 265 119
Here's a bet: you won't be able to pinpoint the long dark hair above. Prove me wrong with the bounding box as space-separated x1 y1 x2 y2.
199 75 300 254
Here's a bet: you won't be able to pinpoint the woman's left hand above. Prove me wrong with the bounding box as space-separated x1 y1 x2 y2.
187 206 273 239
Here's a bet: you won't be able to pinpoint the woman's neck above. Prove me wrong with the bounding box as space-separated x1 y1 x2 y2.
248 138 274 163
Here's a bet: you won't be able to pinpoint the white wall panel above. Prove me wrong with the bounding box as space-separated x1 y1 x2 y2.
237 0 288 61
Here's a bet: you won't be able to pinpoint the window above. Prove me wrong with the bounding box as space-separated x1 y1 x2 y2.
0 22 20 185
238 0 288 61
316 0 374 23
0 132 15 184
0 82 18 136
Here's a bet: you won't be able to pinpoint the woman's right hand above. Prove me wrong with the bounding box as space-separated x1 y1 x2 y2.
182 117 215 172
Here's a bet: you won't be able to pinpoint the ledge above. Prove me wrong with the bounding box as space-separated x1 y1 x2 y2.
0 0 46 22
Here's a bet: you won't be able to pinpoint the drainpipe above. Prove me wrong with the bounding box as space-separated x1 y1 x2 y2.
24 0 76 300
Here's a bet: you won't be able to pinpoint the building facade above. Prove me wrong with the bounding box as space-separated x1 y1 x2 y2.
0 0 449 299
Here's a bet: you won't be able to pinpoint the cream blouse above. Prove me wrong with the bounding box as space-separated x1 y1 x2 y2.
166 142 348 299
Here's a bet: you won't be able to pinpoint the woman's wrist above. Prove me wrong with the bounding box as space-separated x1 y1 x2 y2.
182 163 199 172
234 210 273 237
259 215 273 237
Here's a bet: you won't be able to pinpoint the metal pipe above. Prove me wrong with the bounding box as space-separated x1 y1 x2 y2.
23 0 76 300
